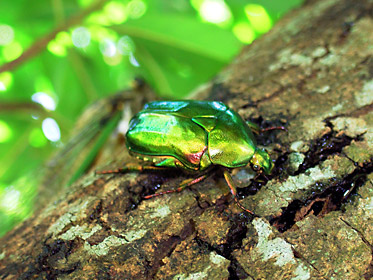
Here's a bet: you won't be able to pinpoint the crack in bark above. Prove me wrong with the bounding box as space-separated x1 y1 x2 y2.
140 189 253 279
324 103 373 121
294 121 359 175
147 221 196 279
248 85 288 107
193 213 253 280
193 235 249 280
289 245 327 279
271 160 372 232
342 1 373 42
340 218 372 248
339 217 373 280
238 119 363 210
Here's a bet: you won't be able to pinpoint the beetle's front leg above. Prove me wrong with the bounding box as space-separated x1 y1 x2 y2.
143 174 207 199
223 169 255 215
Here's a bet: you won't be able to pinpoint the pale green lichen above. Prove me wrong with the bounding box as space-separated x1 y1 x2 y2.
253 218 272 240
301 117 328 140
112 201 174 240
0 250 5 260
287 53 313 67
292 264 311 280
84 235 128 257
332 103 344 112
173 272 208 280
290 140 309 153
331 117 367 137
276 165 335 193
209 251 227 265
253 218 296 266
269 49 312 72
111 215 149 241
150 205 171 219
48 212 78 234
311 47 327 58
123 229 147 242
250 219 312 279
316 85 330 94
288 152 305 173
355 79 373 106
59 224 102 241
46 198 96 236
319 52 339 66
357 195 373 218
365 129 373 143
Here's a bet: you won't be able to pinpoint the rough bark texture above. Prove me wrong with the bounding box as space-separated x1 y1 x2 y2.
1 0 373 279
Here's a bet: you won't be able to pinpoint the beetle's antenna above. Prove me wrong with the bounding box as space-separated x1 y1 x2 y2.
260 126 288 133
223 169 254 215
246 121 287 134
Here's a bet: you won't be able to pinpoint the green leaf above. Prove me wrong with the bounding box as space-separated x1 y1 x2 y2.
108 12 242 97
112 12 242 61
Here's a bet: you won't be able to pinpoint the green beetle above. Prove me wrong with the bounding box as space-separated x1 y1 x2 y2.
98 100 282 214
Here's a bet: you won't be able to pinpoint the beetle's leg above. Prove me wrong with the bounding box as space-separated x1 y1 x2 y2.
246 120 287 135
96 164 169 174
223 170 254 215
260 126 287 133
143 174 207 199
254 171 268 181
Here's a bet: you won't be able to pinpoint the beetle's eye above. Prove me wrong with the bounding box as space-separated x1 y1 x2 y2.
253 165 259 171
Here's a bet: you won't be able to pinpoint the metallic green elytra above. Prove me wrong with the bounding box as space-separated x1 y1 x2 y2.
126 100 273 174
98 100 281 214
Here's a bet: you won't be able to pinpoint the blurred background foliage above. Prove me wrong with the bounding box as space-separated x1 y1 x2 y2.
0 0 303 236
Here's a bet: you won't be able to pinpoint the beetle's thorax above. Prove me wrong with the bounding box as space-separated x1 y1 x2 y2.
206 109 258 169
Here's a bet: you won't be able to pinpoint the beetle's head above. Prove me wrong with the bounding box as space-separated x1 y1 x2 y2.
250 148 273 175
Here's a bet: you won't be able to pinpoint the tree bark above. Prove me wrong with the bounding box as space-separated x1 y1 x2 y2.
1 0 372 279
